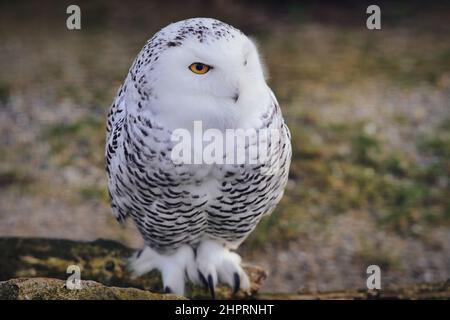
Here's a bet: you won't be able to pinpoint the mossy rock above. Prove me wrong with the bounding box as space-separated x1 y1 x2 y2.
0 277 184 300
0 237 267 299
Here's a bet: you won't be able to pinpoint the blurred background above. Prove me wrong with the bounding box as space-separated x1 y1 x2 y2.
0 0 449 293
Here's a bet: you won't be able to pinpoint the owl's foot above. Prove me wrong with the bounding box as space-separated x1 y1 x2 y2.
128 245 197 296
195 239 250 298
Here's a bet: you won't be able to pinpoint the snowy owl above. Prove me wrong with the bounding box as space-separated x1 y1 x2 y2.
105 18 291 297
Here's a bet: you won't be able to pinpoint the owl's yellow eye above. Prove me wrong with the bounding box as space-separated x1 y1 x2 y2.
189 63 211 74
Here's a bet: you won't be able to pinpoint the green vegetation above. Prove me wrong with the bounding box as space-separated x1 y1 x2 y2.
43 117 106 169
247 114 450 247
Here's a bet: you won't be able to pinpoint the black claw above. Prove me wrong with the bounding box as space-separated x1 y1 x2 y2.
164 286 172 293
198 270 208 289
207 274 215 299
233 272 240 295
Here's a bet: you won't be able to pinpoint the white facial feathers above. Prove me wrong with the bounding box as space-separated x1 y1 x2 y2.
125 18 272 131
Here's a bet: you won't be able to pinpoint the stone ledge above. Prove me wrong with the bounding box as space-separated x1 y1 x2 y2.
0 237 266 299
0 277 185 300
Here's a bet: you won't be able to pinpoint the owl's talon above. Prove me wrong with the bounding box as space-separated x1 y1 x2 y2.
207 274 216 299
196 240 251 297
232 272 240 295
129 245 197 296
198 270 208 289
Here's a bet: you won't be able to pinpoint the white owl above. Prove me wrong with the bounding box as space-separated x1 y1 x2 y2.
106 18 291 297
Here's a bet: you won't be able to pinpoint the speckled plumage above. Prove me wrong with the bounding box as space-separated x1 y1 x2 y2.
105 18 291 296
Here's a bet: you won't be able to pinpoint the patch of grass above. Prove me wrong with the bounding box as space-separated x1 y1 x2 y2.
79 184 108 202
377 179 426 232
350 129 381 167
365 47 450 87
419 133 450 159
249 116 450 246
353 236 399 272
245 196 307 249
43 116 106 168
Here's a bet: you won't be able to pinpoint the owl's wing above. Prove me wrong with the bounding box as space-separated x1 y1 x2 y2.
263 89 291 215
105 84 128 223
268 86 291 141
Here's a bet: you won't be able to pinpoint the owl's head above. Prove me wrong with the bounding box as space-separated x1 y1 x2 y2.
127 18 273 131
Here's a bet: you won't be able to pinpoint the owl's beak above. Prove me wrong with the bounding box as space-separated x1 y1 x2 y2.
233 91 240 103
